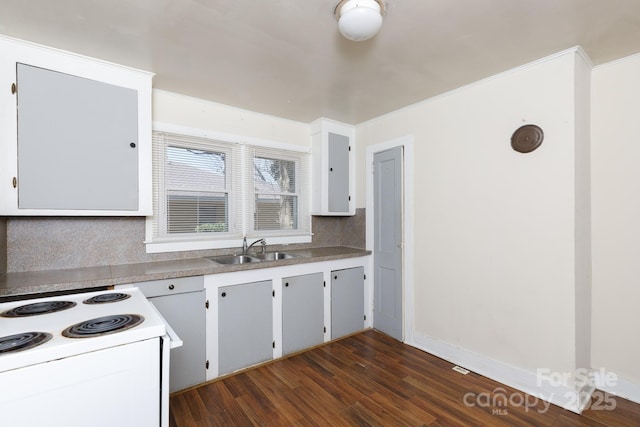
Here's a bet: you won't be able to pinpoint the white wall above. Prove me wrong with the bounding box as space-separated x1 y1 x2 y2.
152 47 640 406
591 54 640 388
356 49 592 410
150 47 640 405
574 51 592 378
153 89 309 147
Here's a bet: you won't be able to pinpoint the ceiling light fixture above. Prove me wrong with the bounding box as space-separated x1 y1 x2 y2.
334 0 386 41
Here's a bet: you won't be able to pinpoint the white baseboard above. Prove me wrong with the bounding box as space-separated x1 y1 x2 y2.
408 333 593 414
593 371 640 405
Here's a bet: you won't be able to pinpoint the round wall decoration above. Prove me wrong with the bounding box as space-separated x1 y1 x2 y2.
511 124 543 153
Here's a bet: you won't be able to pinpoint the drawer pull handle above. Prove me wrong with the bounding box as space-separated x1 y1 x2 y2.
168 284 175 290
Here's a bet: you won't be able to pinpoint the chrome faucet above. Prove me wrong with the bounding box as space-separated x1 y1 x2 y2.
242 237 266 254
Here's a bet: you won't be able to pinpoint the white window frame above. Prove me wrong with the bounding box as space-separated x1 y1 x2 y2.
248 147 309 238
160 141 239 239
145 122 312 254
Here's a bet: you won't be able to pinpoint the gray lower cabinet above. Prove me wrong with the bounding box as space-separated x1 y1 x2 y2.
135 276 206 393
218 280 273 375
331 267 365 339
282 273 324 356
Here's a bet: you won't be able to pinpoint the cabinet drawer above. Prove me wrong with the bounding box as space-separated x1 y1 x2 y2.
134 276 204 297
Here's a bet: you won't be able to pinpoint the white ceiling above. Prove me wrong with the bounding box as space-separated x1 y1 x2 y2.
2 0 640 124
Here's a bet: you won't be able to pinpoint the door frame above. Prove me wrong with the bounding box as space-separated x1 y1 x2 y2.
365 135 414 343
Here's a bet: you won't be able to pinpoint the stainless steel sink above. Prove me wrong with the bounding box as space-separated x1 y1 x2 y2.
254 251 298 261
209 251 299 265
209 254 260 265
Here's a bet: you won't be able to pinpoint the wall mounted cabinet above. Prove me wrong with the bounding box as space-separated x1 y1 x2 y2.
0 35 153 216
310 118 355 216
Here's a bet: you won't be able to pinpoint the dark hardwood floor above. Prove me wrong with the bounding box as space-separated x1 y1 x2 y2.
169 330 640 426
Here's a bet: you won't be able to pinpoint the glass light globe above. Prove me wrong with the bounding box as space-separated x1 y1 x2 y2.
338 0 383 41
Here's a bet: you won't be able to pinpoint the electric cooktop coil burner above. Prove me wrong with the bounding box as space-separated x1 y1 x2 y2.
62 314 144 338
83 293 131 305
1 301 76 318
0 332 53 354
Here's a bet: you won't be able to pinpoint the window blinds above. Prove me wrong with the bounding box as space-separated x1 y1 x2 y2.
247 145 311 238
151 131 242 241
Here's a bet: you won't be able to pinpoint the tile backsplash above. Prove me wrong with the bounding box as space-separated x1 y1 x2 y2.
0 218 7 274
4 209 365 272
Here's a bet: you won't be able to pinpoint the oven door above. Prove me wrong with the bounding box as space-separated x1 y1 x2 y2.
0 338 162 427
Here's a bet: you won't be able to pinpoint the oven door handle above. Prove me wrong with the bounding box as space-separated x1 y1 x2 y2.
149 302 183 349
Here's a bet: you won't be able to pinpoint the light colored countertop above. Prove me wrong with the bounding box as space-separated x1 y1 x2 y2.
0 246 370 300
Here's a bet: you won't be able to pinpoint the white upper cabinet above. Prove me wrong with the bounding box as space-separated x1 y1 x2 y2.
310 118 355 216
0 36 153 216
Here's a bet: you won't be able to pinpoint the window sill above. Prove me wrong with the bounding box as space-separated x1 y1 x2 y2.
145 234 312 254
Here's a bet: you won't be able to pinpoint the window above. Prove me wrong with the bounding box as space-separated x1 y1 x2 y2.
254 156 297 231
165 146 230 234
148 129 310 252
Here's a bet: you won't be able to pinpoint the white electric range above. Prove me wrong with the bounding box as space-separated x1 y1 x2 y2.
0 288 180 427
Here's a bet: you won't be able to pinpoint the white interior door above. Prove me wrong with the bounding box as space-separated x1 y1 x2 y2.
373 146 403 341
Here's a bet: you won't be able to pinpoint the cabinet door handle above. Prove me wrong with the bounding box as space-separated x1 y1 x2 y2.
221 292 227 297
130 142 136 148
285 282 289 287
168 284 175 290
